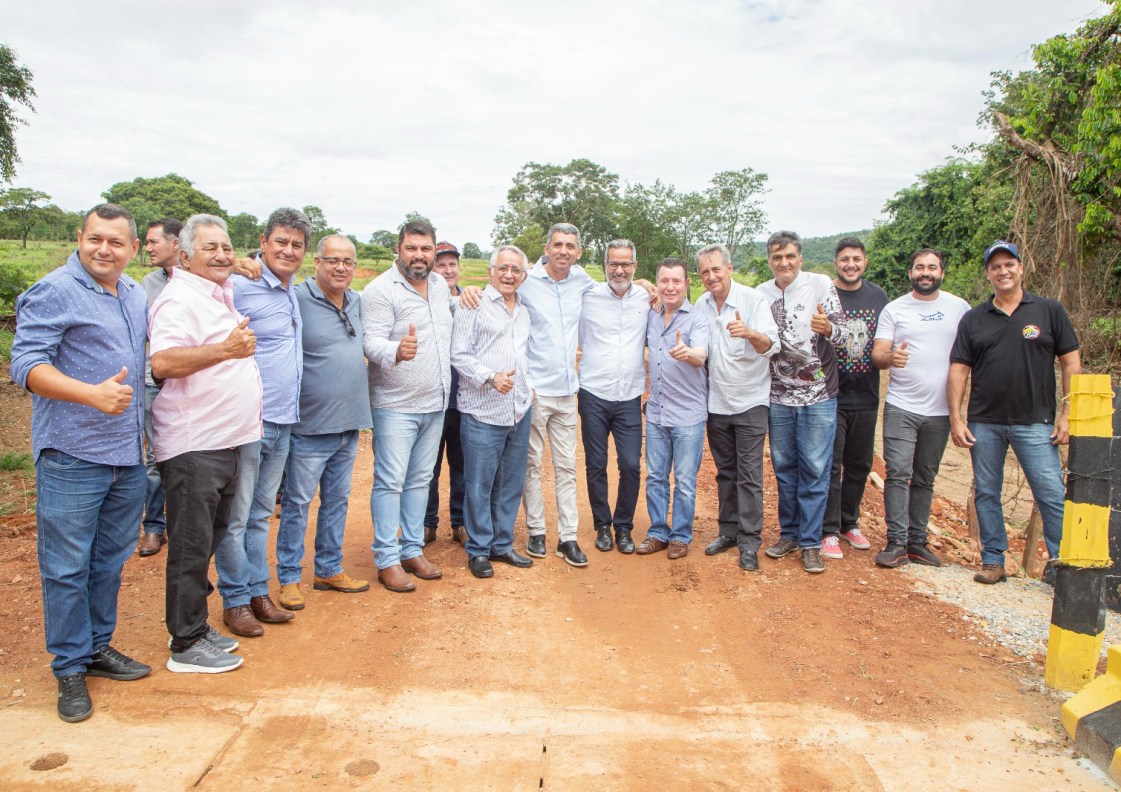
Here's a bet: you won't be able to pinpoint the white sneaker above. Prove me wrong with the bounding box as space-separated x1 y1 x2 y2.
822 535 844 560
167 637 243 674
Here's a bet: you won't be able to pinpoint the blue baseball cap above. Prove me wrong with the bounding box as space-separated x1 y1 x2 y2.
983 240 1020 266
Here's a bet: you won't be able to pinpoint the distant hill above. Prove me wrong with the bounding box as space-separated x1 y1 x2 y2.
743 229 873 266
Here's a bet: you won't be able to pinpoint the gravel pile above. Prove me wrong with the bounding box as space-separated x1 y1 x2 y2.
902 562 1121 664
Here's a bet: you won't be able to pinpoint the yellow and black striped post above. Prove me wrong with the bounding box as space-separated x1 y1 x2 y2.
1045 373 1114 691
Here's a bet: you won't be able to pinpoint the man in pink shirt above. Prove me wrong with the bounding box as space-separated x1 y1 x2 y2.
149 214 263 674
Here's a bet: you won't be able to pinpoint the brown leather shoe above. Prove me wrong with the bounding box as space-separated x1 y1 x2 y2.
973 564 1007 584
138 532 166 557
401 555 443 580
278 582 304 610
378 564 417 593
451 525 468 545
223 605 264 637
635 537 668 555
424 526 437 545
313 572 370 593
250 594 294 623
667 541 689 560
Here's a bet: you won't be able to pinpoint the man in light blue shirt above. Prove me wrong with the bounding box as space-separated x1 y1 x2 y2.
215 207 308 635
10 204 151 722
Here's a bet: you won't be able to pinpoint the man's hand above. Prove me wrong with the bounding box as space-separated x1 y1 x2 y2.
233 257 262 280
396 323 418 363
950 419 975 449
890 341 910 368
727 310 749 339
669 330 690 362
492 370 515 394
810 303 832 336
459 286 482 309
221 317 256 359
1051 415 1071 445
91 367 134 415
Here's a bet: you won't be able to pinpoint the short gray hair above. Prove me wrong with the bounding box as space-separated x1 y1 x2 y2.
490 244 529 270
179 214 229 258
604 239 636 263
696 243 730 266
316 234 355 258
766 230 802 255
264 207 312 247
546 222 581 248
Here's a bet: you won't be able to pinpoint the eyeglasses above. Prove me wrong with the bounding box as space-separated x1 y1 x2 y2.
493 265 525 276
606 261 636 270
335 307 356 337
321 256 356 269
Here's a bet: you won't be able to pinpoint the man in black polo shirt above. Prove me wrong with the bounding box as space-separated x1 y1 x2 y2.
948 241 1081 585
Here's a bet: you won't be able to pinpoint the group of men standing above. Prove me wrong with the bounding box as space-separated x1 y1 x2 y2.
12 202 1079 724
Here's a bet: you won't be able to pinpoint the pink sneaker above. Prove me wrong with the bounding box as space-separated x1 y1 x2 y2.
840 528 871 550
822 535 843 560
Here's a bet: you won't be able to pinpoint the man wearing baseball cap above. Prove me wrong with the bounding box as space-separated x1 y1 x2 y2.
948 240 1081 585
425 241 467 545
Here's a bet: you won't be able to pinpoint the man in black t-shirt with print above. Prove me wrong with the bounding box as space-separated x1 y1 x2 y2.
948 241 1081 585
822 237 887 561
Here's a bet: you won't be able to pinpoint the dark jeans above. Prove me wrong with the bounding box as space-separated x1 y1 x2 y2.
161 447 247 652
577 389 642 533
707 406 769 552
425 407 465 528
882 404 950 547
142 384 166 535
824 406 878 536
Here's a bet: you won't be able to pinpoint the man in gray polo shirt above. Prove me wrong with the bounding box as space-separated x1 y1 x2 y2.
274 235 373 609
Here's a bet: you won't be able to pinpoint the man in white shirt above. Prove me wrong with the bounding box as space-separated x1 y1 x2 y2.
577 239 650 554
871 248 971 568
694 244 779 572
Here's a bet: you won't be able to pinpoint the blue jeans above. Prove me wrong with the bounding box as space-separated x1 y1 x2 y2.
276 430 360 584
216 421 290 607
969 421 1066 565
460 412 531 557
142 384 166 535
768 398 837 549
36 450 146 678
371 408 443 569
644 421 706 544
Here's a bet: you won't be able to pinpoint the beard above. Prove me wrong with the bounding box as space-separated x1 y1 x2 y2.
910 274 943 296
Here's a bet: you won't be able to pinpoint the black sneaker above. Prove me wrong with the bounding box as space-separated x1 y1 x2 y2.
594 526 614 552
765 538 798 559
526 534 547 558
87 645 151 681
57 672 92 723
739 548 759 572
802 547 825 574
556 540 588 567
615 528 635 554
907 544 943 567
875 544 909 568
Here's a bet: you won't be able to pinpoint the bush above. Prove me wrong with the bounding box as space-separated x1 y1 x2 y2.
0 261 33 313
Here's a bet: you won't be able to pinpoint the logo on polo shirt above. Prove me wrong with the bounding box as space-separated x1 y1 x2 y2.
1022 324 1041 340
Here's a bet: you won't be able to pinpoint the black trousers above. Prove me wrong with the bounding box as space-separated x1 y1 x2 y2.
706 406 769 552
425 407 465 528
160 447 245 652
824 406 879 535
578 390 642 533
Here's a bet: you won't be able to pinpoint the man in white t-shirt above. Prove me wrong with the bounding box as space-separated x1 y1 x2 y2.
870 248 970 568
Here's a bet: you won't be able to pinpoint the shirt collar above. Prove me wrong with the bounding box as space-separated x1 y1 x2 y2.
305 276 355 307
66 250 136 295
255 255 284 289
173 266 235 301
982 290 1036 312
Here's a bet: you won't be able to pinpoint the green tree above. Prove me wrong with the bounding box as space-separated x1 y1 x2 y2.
0 44 35 183
370 229 397 248
0 186 49 247
397 211 433 236
228 212 262 249
703 168 769 260
492 159 621 258
615 180 682 281
102 173 225 236
462 242 482 259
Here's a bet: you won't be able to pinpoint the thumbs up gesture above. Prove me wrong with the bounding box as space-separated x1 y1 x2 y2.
810 303 831 335
91 366 134 415
222 316 256 359
727 309 749 339
396 322 418 363
891 340 910 368
492 369 516 394
669 329 691 361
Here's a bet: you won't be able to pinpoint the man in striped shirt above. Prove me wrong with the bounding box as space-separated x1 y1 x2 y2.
451 246 535 579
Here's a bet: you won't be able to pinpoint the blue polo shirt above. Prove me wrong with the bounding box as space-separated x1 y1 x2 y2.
231 262 302 424
292 278 372 435
10 252 146 465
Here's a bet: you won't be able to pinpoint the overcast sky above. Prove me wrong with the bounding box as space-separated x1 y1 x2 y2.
2 0 1109 246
